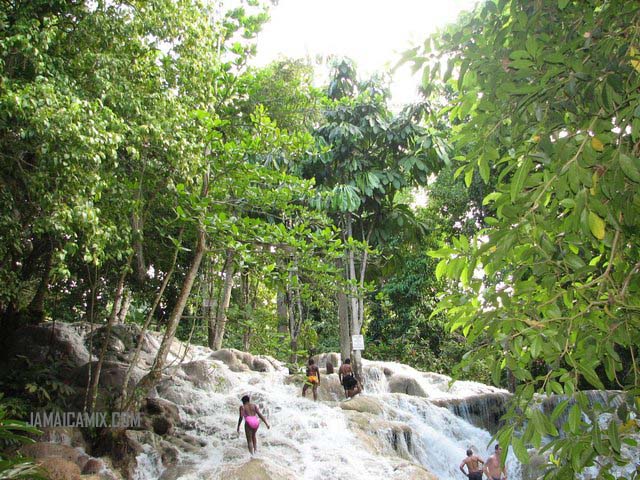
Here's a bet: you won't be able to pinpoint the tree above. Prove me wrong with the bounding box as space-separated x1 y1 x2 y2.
305 59 447 378
408 0 640 476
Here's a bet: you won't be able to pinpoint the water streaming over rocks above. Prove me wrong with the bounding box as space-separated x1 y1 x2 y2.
4 322 634 480
141 354 523 480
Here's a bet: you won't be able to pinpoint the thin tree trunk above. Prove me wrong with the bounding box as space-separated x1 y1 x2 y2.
207 257 225 349
26 243 53 324
116 289 132 323
86 259 130 412
276 291 288 334
338 291 351 362
132 212 146 284
213 248 235 350
135 227 207 398
121 233 181 410
345 213 363 380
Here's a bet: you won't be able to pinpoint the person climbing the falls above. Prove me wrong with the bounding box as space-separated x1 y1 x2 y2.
237 395 270 455
459 448 484 479
302 357 320 401
338 358 360 398
483 444 507 480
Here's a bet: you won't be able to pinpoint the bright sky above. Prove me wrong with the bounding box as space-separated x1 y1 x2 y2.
253 0 478 105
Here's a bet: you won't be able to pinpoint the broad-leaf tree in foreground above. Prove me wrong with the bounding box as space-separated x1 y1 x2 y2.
408 0 639 477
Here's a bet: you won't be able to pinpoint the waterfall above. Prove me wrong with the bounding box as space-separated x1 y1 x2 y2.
147 356 523 479
17 323 634 480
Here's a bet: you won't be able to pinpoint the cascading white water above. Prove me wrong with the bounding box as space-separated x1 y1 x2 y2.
146 356 523 480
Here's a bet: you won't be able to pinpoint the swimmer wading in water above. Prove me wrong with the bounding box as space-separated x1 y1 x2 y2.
302 358 320 401
237 395 270 455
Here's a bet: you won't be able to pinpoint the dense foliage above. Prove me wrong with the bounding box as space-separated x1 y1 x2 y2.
407 0 640 476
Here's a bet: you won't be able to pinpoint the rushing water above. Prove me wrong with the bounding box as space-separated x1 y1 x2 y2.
139 356 523 480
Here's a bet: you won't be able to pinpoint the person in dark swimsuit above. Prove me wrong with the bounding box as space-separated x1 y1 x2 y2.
338 358 361 398
459 448 484 479
236 395 270 455
302 358 320 401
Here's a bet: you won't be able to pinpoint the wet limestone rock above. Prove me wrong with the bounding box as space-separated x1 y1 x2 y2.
431 392 510 434
312 352 341 369
1 323 91 371
81 458 106 475
216 458 296 480
339 395 384 416
284 372 345 401
345 411 414 459
388 375 428 397
210 349 284 373
71 361 145 406
36 426 88 449
38 457 82 480
20 442 89 470
388 459 438 480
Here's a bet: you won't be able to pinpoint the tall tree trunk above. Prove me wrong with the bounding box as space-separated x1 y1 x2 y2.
240 267 251 351
26 243 53 324
345 213 363 380
116 289 132 323
338 291 351 362
120 233 181 410
135 227 207 399
276 291 288 334
86 259 130 412
207 257 223 349
212 248 235 350
132 212 146 284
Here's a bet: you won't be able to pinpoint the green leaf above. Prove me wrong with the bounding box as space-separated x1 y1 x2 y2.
465 167 474 187
512 436 530 463
511 157 532 202
558 0 570 9
478 155 490 183
619 153 640 183
608 419 621 453
568 403 581 433
587 211 605 240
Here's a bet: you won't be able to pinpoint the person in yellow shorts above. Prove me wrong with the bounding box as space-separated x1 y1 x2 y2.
302 358 320 401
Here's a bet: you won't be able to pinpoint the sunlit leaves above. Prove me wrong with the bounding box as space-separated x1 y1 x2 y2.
404 0 640 477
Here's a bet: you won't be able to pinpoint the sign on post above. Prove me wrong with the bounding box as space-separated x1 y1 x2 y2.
351 334 365 351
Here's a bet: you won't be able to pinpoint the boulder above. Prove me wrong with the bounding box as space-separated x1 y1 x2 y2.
20 442 88 469
38 457 82 480
142 398 180 421
210 349 250 372
82 458 106 475
72 361 145 402
85 324 142 362
388 375 428 397
179 360 217 387
210 349 284 373
345 411 414 459
93 429 146 479
312 352 341 369
1 323 91 371
140 397 181 435
215 458 296 480
159 465 197 480
388 459 438 480
36 426 88 449
339 396 384 416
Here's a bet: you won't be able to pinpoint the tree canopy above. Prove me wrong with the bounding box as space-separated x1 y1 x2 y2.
406 0 640 476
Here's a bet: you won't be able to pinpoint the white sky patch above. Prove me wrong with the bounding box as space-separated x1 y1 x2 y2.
253 0 478 105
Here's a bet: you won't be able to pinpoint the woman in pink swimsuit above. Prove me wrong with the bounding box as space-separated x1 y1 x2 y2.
236 395 270 454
